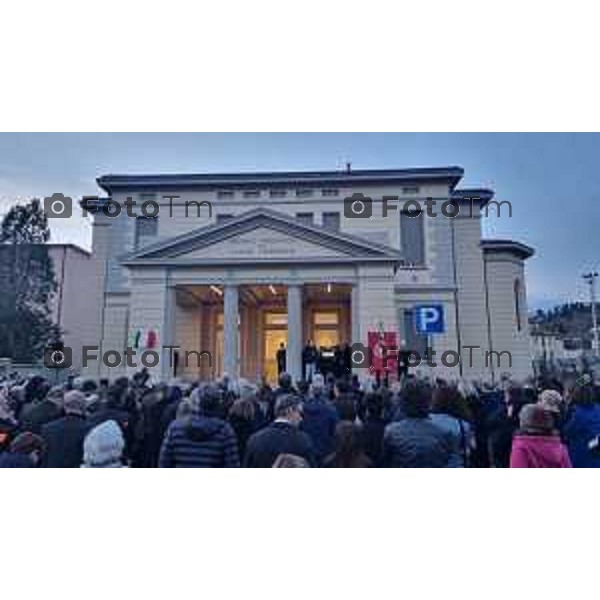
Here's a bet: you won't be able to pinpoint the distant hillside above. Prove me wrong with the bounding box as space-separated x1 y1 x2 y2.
530 302 596 342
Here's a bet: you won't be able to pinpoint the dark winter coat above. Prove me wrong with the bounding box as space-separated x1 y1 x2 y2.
228 415 259 460
139 396 170 468
382 418 453 468
19 400 62 434
0 452 36 468
41 415 88 468
362 416 388 466
159 416 240 468
300 399 338 462
563 404 600 468
244 421 316 468
486 404 520 468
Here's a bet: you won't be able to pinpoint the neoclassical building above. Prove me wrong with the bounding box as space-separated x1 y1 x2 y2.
79 166 534 383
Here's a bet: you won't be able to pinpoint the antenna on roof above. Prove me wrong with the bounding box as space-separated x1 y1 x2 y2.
346 161 352 174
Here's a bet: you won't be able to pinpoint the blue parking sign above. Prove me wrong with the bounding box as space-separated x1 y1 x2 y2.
415 304 445 334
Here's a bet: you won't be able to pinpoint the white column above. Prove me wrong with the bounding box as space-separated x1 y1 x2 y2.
223 284 239 377
351 284 360 345
287 284 303 382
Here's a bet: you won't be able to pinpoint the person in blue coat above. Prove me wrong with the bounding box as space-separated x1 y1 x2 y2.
159 384 240 468
563 384 600 468
300 375 338 464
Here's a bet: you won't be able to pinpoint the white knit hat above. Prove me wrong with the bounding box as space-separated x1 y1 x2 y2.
538 389 563 414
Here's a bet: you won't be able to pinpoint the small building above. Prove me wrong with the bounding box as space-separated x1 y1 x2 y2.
47 244 94 372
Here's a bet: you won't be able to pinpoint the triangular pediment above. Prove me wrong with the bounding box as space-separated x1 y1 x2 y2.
122 208 402 265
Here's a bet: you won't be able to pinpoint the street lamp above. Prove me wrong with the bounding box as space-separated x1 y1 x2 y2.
583 272 600 358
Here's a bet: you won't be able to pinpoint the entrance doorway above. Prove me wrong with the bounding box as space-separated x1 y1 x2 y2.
263 311 287 383
312 310 341 350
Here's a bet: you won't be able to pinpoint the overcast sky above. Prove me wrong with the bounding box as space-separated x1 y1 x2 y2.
0 132 597 310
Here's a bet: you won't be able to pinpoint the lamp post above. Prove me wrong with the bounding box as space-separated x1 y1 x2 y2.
583 272 599 358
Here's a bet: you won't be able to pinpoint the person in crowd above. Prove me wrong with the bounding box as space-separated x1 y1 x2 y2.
80 379 99 397
333 380 358 422
333 345 344 379
19 385 63 434
324 421 371 468
0 432 46 468
509 403 571 468
41 390 88 468
138 383 171 468
382 379 452 468
361 392 388 466
158 385 184 445
563 384 600 468
486 385 527 468
244 395 316 467
537 389 567 436
272 454 311 468
2 366 599 469
159 384 240 468
276 343 287 376
300 374 338 464
228 397 259 460
23 376 50 406
81 420 126 468
87 386 133 459
430 384 474 468
0 389 19 453
302 340 318 383
274 372 296 399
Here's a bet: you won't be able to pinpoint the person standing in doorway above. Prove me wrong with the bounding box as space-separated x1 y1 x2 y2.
276 342 287 376
302 339 318 382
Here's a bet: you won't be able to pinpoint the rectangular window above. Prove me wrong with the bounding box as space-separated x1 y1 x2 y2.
402 186 420 195
135 216 158 247
322 188 339 197
217 190 234 199
139 192 157 204
265 312 288 327
400 211 425 266
216 214 234 223
314 311 339 326
322 211 340 231
296 212 314 226
402 309 428 356
296 189 314 198
243 189 261 198
270 189 287 198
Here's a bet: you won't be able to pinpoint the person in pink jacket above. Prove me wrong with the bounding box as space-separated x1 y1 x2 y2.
510 404 572 468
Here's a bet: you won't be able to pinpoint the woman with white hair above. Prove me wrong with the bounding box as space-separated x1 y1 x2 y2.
81 420 126 468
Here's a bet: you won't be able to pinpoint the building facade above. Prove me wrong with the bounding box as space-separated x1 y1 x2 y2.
79 167 534 383
47 244 94 372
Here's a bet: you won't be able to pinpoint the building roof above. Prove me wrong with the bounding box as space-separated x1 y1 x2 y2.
97 166 465 193
46 242 91 256
482 239 535 260
451 188 495 206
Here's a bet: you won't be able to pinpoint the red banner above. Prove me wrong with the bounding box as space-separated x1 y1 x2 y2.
368 331 398 377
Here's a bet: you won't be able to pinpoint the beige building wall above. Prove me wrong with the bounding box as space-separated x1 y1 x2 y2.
81 170 533 383
483 247 533 382
48 244 99 372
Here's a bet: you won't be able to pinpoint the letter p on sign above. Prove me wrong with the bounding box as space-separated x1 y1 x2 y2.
415 304 445 334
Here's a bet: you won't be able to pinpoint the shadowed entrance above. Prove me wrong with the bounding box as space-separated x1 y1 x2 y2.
172 283 352 383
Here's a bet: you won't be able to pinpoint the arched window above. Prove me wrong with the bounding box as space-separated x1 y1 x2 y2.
514 279 522 332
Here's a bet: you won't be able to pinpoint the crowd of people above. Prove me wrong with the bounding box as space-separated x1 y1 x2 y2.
1 367 599 468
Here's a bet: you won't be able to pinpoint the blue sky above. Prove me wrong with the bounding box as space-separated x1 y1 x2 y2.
0 132 597 310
